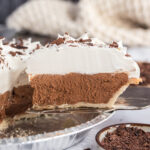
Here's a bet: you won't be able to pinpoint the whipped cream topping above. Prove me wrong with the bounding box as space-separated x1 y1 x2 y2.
0 38 42 94
0 34 140 95
0 38 41 69
46 33 126 53
27 34 140 79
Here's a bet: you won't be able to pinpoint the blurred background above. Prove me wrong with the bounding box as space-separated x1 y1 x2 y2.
0 0 150 85
0 0 79 42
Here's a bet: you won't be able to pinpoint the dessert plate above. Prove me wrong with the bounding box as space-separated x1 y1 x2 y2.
0 86 149 150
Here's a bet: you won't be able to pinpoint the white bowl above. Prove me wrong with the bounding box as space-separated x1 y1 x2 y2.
96 123 150 150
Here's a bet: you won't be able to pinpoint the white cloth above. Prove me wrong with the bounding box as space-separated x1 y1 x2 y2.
68 107 150 150
6 0 150 46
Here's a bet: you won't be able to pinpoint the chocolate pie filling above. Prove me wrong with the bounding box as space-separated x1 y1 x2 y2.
0 73 128 120
31 73 128 106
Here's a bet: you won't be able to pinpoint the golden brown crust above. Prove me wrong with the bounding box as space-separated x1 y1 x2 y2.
129 78 142 85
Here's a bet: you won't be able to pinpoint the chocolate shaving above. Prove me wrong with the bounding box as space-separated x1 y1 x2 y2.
16 51 24 55
32 44 41 53
87 43 94 46
50 38 65 45
10 44 27 49
78 39 92 43
109 41 118 48
125 54 131 57
9 51 24 56
9 51 16 56
35 44 40 50
101 125 150 150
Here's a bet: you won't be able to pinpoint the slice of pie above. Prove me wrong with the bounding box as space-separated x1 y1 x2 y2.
27 34 141 109
0 34 141 127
